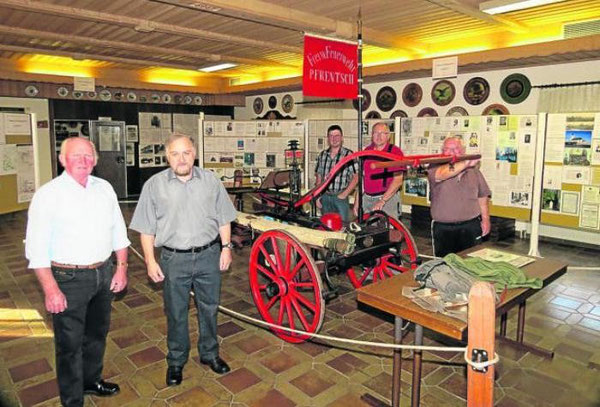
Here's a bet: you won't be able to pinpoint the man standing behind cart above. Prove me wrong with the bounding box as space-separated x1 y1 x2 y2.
353 122 406 218
130 133 237 386
315 124 358 222
428 136 491 257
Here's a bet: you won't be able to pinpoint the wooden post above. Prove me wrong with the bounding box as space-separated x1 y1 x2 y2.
467 282 496 406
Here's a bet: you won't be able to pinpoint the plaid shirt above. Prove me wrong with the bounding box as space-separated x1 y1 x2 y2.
315 146 358 193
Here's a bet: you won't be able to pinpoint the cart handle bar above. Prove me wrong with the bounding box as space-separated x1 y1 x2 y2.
370 153 482 169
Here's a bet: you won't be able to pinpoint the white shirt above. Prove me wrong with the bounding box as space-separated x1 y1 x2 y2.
25 172 131 268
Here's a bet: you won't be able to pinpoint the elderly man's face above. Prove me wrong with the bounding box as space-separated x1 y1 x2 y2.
327 129 343 149
167 137 196 177
371 124 390 149
442 138 465 155
59 138 96 180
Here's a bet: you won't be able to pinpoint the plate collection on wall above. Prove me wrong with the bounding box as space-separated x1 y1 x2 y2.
463 77 490 105
253 97 264 115
353 89 371 111
402 83 422 107
390 110 408 119
431 80 455 106
376 86 397 112
282 94 294 113
417 107 438 117
482 103 510 116
268 95 277 109
446 106 468 116
365 111 381 119
500 73 531 104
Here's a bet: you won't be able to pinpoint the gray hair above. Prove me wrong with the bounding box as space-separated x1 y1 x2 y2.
371 122 390 134
165 133 195 153
59 137 98 160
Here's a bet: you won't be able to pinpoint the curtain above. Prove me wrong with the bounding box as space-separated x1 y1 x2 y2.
537 83 600 113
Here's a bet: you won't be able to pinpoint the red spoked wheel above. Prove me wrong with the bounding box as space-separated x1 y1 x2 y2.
249 230 325 343
346 213 419 288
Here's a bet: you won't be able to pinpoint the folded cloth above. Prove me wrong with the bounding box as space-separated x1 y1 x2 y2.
443 253 542 292
414 258 479 302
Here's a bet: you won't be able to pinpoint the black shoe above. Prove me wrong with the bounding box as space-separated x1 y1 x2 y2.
200 356 231 374
166 366 183 386
83 380 120 397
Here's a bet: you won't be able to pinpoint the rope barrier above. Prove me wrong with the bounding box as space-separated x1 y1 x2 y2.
129 246 499 369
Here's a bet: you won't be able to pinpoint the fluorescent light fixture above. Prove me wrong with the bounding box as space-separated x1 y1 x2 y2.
480 0 566 15
199 63 237 72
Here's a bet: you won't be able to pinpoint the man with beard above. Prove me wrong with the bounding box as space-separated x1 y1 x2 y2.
130 133 236 385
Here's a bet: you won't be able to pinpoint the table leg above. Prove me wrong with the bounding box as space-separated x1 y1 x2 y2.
411 324 423 407
500 312 507 337
517 302 526 343
392 316 403 407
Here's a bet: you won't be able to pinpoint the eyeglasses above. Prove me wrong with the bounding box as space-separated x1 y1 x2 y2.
372 131 389 136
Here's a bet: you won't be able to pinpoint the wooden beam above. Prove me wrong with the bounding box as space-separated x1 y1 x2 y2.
0 0 301 54
0 25 295 68
425 0 529 33
158 0 426 52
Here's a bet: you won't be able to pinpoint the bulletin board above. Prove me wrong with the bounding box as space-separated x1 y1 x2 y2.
306 119 396 188
201 120 305 185
540 112 600 231
399 115 539 222
0 113 35 215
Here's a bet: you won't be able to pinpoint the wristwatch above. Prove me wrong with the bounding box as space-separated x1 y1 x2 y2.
222 242 234 249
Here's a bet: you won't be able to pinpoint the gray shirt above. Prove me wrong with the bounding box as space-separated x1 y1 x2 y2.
428 166 491 223
130 167 237 249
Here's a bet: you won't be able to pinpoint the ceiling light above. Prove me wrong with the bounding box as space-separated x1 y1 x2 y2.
479 0 566 15
199 63 237 72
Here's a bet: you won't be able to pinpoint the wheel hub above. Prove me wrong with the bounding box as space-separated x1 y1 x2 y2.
265 278 288 298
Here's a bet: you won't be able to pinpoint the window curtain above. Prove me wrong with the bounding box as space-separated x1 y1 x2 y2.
537 83 600 113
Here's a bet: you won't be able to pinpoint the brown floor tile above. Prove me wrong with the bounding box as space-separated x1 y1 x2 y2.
18 378 59 407
123 294 153 309
128 346 165 368
260 350 300 374
9 358 52 383
438 372 467 400
217 367 260 393
326 353 369 375
295 340 329 357
111 329 150 349
217 321 245 338
249 389 296 407
290 370 334 397
233 333 270 354
553 342 593 363
167 386 217 406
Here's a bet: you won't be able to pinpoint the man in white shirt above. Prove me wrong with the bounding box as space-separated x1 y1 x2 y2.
25 137 130 407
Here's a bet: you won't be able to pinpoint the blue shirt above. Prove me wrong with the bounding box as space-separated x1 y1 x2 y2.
25 172 131 268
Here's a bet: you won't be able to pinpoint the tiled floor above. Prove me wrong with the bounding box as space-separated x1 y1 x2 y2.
1 205 599 406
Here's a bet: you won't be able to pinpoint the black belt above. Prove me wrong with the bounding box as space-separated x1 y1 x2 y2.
434 215 481 226
163 237 220 253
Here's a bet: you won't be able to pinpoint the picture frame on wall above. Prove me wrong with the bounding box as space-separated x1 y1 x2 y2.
126 125 139 142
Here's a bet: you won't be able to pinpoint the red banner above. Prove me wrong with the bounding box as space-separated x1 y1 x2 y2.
303 34 358 99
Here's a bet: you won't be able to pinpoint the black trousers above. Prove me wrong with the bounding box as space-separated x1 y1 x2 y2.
51 260 113 407
432 216 482 258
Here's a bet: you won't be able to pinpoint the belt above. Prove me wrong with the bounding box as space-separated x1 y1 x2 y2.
51 259 108 269
162 237 220 253
434 215 481 226
366 192 384 197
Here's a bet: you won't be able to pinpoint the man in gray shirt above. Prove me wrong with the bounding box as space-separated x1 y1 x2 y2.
130 133 237 385
428 136 491 257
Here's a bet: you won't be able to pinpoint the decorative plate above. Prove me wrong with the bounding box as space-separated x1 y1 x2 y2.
99 89 112 101
402 83 422 107
151 94 161 103
87 91 97 99
446 106 469 116
463 77 490 105
57 87 69 97
417 107 438 117
268 95 277 109
253 97 264 114
376 86 397 112
114 92 124 101
162 94 172 103
352 89 371 111
73 91 83 99
390 109 408 119
127 92 137 102
139 95 147 103
194 95 203 105
25 85 39 97
282 94 294 113
174 95 182 104
500 73 531 104
365 110 381 119
431 80 455 106
482 103 510 116
183 95 193 104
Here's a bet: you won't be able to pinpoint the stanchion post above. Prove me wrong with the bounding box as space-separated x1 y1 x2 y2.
467 282 496 406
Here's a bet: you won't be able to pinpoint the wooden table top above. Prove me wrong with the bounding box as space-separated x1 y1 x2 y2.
356 247 568 341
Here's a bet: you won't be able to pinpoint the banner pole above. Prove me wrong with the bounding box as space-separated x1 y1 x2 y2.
357 10 364 221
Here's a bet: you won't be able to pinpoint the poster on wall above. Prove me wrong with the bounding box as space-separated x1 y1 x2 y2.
0 144 17 175
126 125 139 142
4 113 31 136
126 143 135 166
560 191 580 215
542 189 561 212
16 145 35 203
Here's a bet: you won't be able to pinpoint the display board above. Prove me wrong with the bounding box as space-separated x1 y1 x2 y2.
400 115 538 221
0 113 35 214
202 120 305 185
306 119 396 188
541 112 600 231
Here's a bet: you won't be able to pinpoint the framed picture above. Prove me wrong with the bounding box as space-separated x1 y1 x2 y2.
125 143 135 166
125 125 138 142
